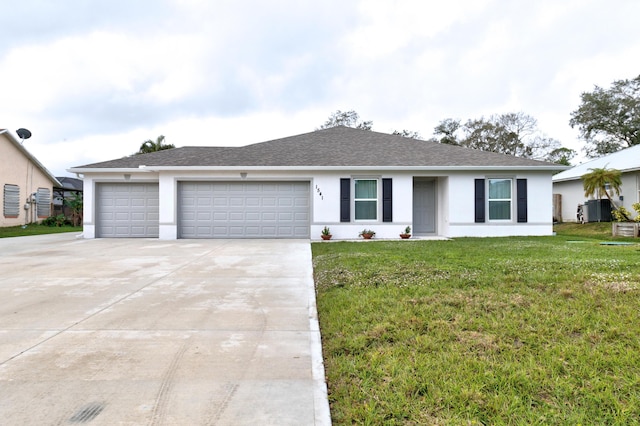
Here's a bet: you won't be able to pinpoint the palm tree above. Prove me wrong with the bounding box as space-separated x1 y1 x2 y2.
137 135 175 154
581 167 628 220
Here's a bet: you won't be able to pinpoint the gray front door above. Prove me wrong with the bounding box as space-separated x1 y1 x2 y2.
413 178 436 235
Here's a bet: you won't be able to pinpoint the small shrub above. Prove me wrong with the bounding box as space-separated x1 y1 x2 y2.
612 205 640 222
612 206 632 222
633 202 640 222
41 214 70 227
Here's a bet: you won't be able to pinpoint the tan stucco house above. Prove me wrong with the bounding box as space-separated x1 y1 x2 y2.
1 129 61 227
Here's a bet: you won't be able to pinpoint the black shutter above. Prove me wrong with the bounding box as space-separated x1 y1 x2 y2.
382 178 392 222
340 178 350 222
517 179 527 223
474 179 485 223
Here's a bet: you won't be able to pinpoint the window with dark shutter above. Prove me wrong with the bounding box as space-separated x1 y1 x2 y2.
382 178 392 222
474 179 485 223
354 179 377 220
340 178 350 222
516 179 527 223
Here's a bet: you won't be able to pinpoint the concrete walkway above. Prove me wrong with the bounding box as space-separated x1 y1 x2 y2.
0 233 330 425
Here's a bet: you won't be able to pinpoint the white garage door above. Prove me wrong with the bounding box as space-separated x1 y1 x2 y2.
178 181 310 238
96 183 159 238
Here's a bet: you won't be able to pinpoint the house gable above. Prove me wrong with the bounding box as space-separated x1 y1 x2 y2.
0 130 60 227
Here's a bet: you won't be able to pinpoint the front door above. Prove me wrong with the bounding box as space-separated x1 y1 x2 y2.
413 178 436 235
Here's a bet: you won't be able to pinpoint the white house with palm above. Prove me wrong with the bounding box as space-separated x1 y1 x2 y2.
552 144 640 222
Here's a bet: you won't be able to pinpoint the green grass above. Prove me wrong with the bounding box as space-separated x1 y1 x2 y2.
0 224 82 238
553 222 619 239
312 224 640 424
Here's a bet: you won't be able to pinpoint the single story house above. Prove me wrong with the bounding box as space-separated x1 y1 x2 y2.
68 126 564 240
1 129 61 227
552 144 640 222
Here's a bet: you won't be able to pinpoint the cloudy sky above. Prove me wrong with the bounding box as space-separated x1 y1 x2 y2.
1 0 639 177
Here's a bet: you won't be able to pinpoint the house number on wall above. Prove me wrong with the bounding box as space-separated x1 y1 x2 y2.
315 185 323 200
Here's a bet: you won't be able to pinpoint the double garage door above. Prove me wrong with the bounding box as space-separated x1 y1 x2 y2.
178 181 310 238
95 181 310 238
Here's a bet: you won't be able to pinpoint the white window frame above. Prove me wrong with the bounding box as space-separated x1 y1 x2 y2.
487 178 513 222
353 178 379 221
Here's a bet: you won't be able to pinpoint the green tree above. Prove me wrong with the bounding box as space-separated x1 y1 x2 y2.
432 118 461 145
318 110 373 130
545 147 577 166
581 167 628 219
462 117 525 155
63 192 83 227
137 135 175 154
432 112 565 160
569 75 640 158
392 129 423 140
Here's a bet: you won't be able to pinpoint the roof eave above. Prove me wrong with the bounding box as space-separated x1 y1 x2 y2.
67 167 155 174
553 165 640 182
70 165 566 173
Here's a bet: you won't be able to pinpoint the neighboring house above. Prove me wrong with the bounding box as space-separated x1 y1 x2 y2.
0 129 61 227
53 176 83 217
68 126 564 240
552 144 640 222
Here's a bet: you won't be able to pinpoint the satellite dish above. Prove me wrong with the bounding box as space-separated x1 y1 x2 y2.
16 128 32 140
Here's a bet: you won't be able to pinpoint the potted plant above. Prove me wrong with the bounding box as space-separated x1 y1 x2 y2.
400 226 411 239
321 226 332 240
359 229 375 239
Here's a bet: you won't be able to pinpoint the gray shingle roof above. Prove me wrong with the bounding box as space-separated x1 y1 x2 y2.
72 126 558 169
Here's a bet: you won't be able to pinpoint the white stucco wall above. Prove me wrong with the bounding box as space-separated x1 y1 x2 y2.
447 171 553 237
620 172 640 217
310 171 415 240
79 168 555 239
553 179 585 222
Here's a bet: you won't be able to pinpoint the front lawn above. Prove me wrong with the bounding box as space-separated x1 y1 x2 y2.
312 228 640 424
0 224 82 238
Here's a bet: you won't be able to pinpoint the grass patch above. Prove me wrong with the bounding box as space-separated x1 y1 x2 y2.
0 224 82 238
313 229 640 424
554 222 620 240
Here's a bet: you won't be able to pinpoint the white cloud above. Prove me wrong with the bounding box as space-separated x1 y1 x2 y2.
1 0 639 176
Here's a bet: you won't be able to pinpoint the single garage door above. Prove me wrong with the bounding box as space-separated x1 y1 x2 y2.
96 183 159 238
178 181 310 238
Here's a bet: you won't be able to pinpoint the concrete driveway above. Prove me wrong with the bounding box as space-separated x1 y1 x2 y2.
0 233 330 425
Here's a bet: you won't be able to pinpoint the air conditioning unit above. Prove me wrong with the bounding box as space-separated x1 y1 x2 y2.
586 199 612 222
